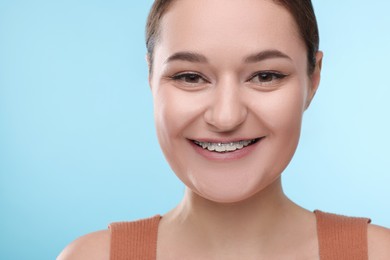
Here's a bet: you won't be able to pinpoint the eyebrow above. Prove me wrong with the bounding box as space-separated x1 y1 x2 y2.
244 50 292 63
164 49 292 64
164 52 208 64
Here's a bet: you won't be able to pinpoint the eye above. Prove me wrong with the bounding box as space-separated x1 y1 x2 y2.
171 72 208 85
248 71 287 85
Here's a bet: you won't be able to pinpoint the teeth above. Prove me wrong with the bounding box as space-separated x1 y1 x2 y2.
193 139 257 153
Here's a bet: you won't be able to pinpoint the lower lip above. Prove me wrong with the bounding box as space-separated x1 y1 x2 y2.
188 139 262 162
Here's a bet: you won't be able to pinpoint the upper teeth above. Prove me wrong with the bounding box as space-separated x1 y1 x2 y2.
193 139 257 153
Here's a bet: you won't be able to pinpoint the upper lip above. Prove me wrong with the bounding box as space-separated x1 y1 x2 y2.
189 137 263 143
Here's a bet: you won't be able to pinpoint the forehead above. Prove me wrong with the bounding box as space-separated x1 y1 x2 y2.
155 0 305 64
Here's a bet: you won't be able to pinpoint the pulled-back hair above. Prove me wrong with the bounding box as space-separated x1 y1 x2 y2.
146 0 319 74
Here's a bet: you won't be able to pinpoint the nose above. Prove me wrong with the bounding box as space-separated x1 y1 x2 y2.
203 80 248 132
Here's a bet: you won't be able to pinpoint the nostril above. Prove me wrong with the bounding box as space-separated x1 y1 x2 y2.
204 108 246 131
203 102 248 131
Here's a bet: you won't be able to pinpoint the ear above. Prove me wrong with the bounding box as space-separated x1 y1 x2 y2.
146 54 152 89
145 53 151 70
305 51 323 110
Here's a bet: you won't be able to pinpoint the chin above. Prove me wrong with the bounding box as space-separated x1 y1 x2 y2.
185 170 279 204
191 185 265 204
197 191 257 204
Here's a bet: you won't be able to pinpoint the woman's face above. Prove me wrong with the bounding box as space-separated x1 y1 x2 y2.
149 0 321 203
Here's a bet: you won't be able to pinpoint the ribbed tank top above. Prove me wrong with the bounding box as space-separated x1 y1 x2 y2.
109 210 371 260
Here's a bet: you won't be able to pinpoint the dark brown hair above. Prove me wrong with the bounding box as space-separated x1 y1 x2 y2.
146 0 319 74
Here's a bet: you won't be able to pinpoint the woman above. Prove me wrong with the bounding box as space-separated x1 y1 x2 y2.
58 0 390 259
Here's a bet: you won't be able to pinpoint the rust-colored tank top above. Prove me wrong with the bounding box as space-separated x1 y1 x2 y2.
109 210 371 260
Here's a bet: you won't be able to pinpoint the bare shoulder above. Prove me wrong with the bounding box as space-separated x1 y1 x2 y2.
368 224 390 259
57 230 110 260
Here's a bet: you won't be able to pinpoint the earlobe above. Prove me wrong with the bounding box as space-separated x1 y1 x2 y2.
305 51 323 110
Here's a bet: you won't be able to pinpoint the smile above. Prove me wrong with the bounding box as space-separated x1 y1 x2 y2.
192 138 261 153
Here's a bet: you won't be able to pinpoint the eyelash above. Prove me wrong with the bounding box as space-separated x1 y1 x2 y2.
170 72 209 85
170 71 287 87
248 71 287 85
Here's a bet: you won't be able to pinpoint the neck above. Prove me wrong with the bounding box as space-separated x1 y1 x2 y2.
162 178 313 254
179 178 290 231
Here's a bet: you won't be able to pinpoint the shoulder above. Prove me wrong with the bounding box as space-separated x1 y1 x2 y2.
368 224 390 259
57 230 110 260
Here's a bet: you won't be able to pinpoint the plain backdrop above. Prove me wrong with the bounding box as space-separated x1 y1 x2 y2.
1 1 389 259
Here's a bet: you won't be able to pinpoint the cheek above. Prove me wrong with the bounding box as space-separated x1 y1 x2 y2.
272 89 305 135
246 81 308 167
271 89 305 158
153 86 208 184
153 86 204 151
153 91 177 153
250 81 307 135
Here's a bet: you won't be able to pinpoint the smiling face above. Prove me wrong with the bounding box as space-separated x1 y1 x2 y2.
149 0 321 203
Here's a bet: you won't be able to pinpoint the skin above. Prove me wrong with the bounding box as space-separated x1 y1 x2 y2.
151 0 320 258
151 0 315 204
58 0 390 259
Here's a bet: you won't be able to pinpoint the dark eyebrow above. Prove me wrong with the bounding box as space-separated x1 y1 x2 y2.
164 51 208 64
244 50 292 63
164 50 291 64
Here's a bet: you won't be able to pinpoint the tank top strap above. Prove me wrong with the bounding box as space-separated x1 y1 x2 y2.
109 215 161 260
314 210 371 260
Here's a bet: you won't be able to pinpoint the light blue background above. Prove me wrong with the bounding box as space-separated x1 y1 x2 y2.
1 1 389 259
